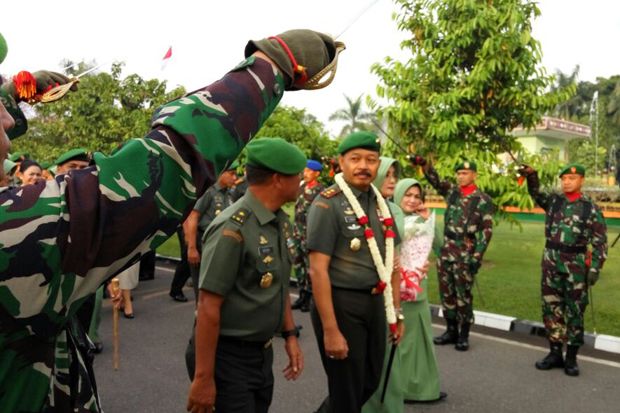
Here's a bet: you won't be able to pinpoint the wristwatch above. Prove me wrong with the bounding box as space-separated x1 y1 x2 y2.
281 327 300 339
397 313 405 322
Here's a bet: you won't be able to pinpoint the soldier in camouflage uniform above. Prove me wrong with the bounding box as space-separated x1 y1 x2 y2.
411 156 494 351
520 163 607 376
0 30 341 412
291 159 324 312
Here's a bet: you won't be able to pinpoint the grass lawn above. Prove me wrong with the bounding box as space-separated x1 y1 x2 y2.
157 212 620 337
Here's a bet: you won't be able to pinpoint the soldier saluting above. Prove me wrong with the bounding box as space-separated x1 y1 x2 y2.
520 163 607 376
411 156 494 351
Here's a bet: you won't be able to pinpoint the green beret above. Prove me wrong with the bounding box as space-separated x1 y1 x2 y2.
0 33 7 65
559 163 585 177
8 152 29 162
40 161 52 170
54 148 90 166
246 137 307 175
454 160 477 172
338 131 381 155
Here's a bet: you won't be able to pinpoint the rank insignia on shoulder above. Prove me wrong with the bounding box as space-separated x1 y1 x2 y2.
320 187 342 199
231 208 250 225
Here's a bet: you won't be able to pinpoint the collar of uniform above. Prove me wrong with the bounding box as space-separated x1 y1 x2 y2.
244 190 278 225
214 182 225 192
347 184 376 200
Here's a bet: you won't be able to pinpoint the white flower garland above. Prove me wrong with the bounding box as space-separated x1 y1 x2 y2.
334 173 397 331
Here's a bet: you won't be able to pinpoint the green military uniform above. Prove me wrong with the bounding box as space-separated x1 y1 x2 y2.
307 132 400 413
524 163 607 376
196 137 305 412
423 160 494 350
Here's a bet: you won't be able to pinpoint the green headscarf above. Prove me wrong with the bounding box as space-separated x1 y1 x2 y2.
392 178 422 239
372 156 399 193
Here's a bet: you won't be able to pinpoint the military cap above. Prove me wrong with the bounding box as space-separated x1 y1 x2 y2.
559 163 585 177
338 131 381 155
40 161 52 170
246 137 307 175
8 152 30 162
0 33 7 65
3 159 17 175
306 159 323 171
54 148 90 166
454 160 477 172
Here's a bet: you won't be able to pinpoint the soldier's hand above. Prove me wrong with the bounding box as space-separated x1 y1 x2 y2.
283 337 304 380
106 282 123 310
587 269 599 286
517 164 535 177
323 328 349 360
469 259 481 275
246 30 344 91
33 70 78 93
188 247 201 267
187 376 216 413
408 154 427 167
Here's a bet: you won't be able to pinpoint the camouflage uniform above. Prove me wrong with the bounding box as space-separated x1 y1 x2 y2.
292 179 324 290
525 172 607 346
0 56 284 412
424 165 494 325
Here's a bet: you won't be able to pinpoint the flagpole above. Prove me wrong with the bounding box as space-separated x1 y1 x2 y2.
590 91 599 176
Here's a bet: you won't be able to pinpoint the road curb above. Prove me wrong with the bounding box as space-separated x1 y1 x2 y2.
430 304 620 355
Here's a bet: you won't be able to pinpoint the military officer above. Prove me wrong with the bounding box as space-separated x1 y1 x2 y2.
0 29 341 413
291 159 324 312
307 131 404 413
179 162 238 301
54 147 91 173
410 156 494 351
187 138 305 413
520 163 607 376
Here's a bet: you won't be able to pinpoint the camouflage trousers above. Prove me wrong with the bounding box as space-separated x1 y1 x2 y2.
292 234 310 290
541 259 589 346
437 256 475 324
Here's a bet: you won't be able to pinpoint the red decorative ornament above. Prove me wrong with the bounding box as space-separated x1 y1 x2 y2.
389 323 398 334
358 215 369 225
13 71 37 100
383 217 394 227
374 280 386 293
364 228 374 239
385 229 396 239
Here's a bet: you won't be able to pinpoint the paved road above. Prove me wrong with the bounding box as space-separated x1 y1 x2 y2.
94 264 620 412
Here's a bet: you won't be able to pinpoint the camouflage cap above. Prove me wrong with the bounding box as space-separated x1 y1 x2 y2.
0 33 7 65
454 160 477 172
246 137 307 175
54 148 90 166
559 163 585 177
338 131 380 155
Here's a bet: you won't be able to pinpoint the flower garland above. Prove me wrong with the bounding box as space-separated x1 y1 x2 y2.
334 173 397 333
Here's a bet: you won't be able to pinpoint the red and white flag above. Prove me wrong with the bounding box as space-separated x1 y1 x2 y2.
161 46 172 71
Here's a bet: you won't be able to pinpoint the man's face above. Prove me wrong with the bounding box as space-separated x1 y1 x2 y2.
56 159 90 174
561 174 585 193
276 172 302 203
303 167 320 183
0 101 15 182
218 170 238 188
338 149 380 190
456 170 477 186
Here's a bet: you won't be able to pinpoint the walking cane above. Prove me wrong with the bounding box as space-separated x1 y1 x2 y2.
380 343 398 403
111 277 120 370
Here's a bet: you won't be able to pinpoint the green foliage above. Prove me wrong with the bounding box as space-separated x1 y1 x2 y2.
11 62 185 162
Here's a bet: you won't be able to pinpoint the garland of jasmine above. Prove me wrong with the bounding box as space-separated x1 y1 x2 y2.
334 173 397 333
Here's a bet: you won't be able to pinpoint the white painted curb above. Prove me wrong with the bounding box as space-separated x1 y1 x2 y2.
594 335 620 354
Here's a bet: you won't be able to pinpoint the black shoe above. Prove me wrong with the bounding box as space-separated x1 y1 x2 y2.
170 292 188 302
564 345 580 376
433 320 458 345
404 392 448 404
123 312 134 319
291 295 304 310
93 342 104 354
535 342 564 370
455 323 470 351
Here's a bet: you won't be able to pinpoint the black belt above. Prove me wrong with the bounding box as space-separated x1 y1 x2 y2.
545 241 587 254
332 286 382 296
444 229 474 241
219 336 273 349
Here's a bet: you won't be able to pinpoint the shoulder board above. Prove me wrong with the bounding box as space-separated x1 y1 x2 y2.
230 207 251 225
320 185 342 199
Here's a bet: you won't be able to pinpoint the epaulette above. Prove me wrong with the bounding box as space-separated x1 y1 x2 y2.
320 186 342 199
230 207 251 225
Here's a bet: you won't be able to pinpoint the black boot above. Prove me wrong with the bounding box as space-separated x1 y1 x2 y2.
299 289 311 312
433 319 458 345
564 345 580 376
291 289 306 310
535 342 564 370
455 322 470 351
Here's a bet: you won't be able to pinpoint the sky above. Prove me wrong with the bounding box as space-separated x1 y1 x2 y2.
2 0 619 135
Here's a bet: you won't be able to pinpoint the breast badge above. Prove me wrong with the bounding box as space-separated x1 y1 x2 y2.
260 272 274 288
350 237 361 251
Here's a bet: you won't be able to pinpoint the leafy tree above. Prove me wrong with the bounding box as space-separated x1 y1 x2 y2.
369 0 574 221
11 62 185 163
329 94 376 138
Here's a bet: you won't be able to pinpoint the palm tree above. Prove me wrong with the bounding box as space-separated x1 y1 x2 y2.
551 66 583 119
329 94 375 138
